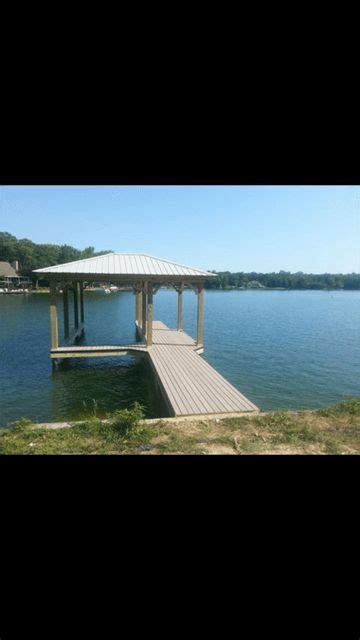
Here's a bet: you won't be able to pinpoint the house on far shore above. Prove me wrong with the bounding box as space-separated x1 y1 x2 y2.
247 280 266 289
0 260 33 291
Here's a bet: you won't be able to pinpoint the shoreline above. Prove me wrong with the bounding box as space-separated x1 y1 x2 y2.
1 398 359 455
2 287 359 295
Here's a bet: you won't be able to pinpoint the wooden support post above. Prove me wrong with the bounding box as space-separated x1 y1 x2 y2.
136 291 142 326
80 283 84 325
49 282 59 350
73 282 79 329
147 282 153 347
63 284 70 340
177 283 184 331
141 283 147 340
196 284 204 348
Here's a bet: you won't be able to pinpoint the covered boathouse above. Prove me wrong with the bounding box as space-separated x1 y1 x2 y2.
33 253 258 417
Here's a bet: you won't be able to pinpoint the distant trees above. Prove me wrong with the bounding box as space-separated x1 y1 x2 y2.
58 245 80 264
0 232 111 282
343 273 360 289
57 245 97 264
205 270 360 290
1 231 359 290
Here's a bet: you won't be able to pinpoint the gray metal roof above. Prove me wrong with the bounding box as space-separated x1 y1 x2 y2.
33 253 217 278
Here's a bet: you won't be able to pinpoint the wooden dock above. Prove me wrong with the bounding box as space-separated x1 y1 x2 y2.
51 320 258 417
38 254 258 418
149 322 258 416
51 344 147 358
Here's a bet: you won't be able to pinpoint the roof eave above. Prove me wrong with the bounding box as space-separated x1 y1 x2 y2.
32 270 217 279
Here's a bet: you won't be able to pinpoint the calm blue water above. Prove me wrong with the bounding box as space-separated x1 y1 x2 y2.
0 289 359 426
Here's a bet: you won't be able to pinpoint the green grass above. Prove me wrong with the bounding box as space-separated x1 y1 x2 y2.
1 397 359 455
0 403 159 455
317 396 360 417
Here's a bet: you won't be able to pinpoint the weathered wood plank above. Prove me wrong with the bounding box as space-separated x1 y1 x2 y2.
80 284 84 324
177 284 183 331
147 353 184 416
163 348 233 413
154 346 211 413
152 321 195 346
147 283 153 346
50 350 147 359
196 285 204 348
49 284 58 350
167 346 243 413
141 286 147 340
52 344 146 352
63 285 69 339
73 282 79 329
150 345 205 413
136 292 142 325
148 323 258 416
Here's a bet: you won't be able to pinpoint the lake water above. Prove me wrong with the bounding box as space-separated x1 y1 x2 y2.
0 290 359 426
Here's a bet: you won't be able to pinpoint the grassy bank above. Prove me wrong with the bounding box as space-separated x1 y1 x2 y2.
1 398 359 455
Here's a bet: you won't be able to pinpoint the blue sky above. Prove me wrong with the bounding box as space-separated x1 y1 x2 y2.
1 186 359 272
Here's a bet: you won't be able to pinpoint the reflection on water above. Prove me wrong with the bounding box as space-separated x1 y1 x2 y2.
0 289 359 426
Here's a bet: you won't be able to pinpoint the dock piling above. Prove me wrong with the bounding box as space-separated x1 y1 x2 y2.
141 283 147 340
73 282 79 330
147 283 153 346
196 285 204 348
49 283 59 350
63 284 69 339
80 283 84 326
177 283 183 331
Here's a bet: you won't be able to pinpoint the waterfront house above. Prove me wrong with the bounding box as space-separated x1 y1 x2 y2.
0 260 32 290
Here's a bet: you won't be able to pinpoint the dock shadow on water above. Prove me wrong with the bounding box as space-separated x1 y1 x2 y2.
50 356 169 422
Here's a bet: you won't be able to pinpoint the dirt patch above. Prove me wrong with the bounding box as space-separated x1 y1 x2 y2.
200 444 237 455
151 434 170 445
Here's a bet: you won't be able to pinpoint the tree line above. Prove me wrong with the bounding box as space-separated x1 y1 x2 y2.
1 231 359 289
204 270 360 290
0 232 111 282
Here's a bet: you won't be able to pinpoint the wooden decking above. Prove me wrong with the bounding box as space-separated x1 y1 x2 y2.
51 320 258 417
149 322 258 416
51 344 147 358
152 321 196 346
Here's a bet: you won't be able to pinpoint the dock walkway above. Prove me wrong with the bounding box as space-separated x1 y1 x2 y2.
149 321 258 416
39 253 258 418
51 320 258 417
